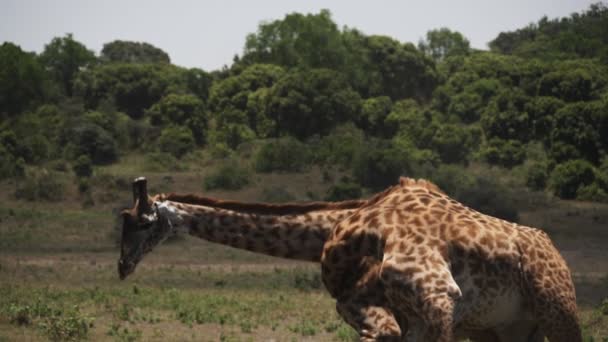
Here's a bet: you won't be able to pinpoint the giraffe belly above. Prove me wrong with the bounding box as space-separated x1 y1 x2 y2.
453 274 532 329
463 288 527 327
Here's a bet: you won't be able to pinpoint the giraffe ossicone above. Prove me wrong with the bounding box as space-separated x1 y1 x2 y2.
118 177 581 342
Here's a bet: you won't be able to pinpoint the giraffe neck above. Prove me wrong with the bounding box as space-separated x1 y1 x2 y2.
156 200 356 262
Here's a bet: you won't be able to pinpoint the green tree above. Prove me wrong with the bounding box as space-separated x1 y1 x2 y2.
39 34 96 96
431 124 475 164
61 120 118 164
73 155 93 178
158 126 195 158
549 159 597 199
254 137 312 173
181 68 213 101
549 101 606 164
265 68 361 139
0 42 46 117
101 40 170 64
209 64 285 138
74 63 172 118
418 28 471 62
537 68 593 102
147 93 208 144
364 36 438 100
489 3 608 61
481 138 526 168
481 88 532 142
242 9 346 70
359 96 392 136
353 139 412 191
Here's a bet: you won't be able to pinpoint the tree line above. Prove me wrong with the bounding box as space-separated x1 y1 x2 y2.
1 3 607 207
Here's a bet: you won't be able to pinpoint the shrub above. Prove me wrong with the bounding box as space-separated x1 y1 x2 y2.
208 143 234 160
576 184 608 203
0 145 25 179
48 159 69 172
430 124 476 164
254 137 311 173
549 159 596 199
430 165 519 222
158 125 195 158
525 162 548 191
18 134 50 164
62 122 118 164
72 155 93 178
15 171 66 202
204 161 251 190
143 152 186 172
313 124 365 169
481 138 526 168
325 178 363 201
261 186 295 203
353 140 411 191
39 307 92 342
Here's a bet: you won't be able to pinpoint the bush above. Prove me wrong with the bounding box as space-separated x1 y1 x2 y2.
313 124 365 169
143 152 186 172
576 184 608 203
204 161 251 190
72 155 93 178
62 122 118 165
525 162 548 191
549 159 596 199
0 145 25 179
481 138 526 168
430 165 519 222
18 134 49 164
325 178 363 201
353 140 411 191
261 186 296 203
254 137 312 173
39 307 93 342
14 171 66 202
158 125 195 158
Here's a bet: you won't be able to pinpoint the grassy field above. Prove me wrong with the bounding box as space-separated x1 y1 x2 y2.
0 160 607 341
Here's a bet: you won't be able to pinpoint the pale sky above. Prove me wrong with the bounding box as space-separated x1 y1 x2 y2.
1 0 599 71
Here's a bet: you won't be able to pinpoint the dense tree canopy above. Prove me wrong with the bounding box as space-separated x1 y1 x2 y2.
101 40 171 64
418 28 471 62
1 4 608 203
39 33 96 96
0 42 46 117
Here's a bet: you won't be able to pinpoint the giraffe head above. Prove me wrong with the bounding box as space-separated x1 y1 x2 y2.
118 177 171 280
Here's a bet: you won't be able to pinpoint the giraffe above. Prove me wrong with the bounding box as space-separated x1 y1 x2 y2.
320 177 581 341
119 178 412 337
118 178 579 341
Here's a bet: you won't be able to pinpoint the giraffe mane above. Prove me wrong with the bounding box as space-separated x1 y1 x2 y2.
398 177 446 195
156 178 442 216
159 193 369 215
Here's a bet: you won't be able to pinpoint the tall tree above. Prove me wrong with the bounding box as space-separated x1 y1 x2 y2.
39 34 96 96
0 42 46 117
101 40 170 64
418 28 471 62
242 9 346 70
365 36 438 100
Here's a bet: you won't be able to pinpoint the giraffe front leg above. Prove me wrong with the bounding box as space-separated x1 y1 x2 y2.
380 254 461 342
337 299 402 342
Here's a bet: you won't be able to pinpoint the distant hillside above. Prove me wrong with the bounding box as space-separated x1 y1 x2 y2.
489 2 608 62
